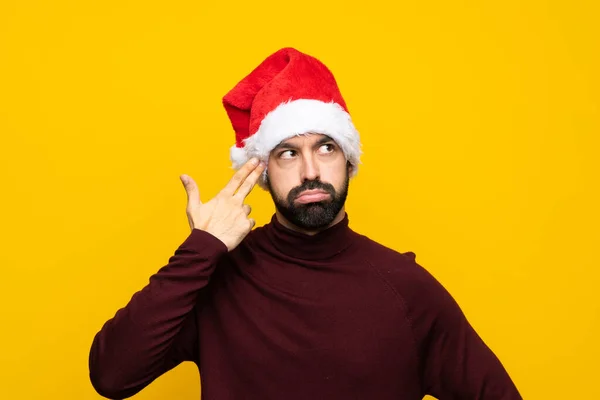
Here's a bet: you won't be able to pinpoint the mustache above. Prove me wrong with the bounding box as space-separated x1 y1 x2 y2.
287 180 336 202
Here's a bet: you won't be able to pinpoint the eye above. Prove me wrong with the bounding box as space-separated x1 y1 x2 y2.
318 143 335 154
279 149 296 159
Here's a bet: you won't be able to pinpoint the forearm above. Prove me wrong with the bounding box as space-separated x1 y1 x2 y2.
89 229 227 399
419 287 522 399
423 321 522 399
396 260 522 399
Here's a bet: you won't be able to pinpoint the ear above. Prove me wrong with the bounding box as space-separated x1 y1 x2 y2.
262 168 270 190
346 160 353 172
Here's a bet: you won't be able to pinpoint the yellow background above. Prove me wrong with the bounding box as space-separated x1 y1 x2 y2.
1 0 598 399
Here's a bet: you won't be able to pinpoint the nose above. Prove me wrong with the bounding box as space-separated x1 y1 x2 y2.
301 153 320 182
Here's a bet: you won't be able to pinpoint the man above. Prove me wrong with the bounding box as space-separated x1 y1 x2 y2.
89 47 522 399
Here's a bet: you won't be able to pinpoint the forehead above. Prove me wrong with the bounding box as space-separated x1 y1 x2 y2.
279 133 333 146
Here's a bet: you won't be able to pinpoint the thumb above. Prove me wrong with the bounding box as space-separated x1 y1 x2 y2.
180 174 202 206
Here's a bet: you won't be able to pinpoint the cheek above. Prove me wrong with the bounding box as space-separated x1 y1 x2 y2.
320 159 348 188
267 163 299 195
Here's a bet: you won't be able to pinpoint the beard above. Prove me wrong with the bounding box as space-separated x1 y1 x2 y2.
266 171 350 230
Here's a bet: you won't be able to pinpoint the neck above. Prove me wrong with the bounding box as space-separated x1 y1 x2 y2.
274 207 347 236
262 210 354 261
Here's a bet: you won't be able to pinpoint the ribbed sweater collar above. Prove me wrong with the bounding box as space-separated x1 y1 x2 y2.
262 213 354 261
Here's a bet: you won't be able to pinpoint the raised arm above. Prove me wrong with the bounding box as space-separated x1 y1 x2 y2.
88 158 266 399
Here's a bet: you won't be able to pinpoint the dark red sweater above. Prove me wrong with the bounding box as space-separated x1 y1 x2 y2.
89 214 521 399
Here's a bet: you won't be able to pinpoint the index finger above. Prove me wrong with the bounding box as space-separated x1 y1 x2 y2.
233 161 267 201
221 158 261 196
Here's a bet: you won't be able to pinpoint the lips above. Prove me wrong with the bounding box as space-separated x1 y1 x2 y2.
295 189 331 204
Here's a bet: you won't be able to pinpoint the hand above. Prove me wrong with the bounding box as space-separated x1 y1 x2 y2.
180 158 266 251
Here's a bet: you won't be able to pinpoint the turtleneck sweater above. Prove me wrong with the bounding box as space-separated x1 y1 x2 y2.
89 214 521 399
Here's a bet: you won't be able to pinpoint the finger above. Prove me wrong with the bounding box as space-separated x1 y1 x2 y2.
242 204 251 216
221 158 260 196
233 161 266 202
180 174 202 206
248 218 256 229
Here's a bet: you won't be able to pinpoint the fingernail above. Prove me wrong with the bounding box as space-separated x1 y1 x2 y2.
250 158 259 166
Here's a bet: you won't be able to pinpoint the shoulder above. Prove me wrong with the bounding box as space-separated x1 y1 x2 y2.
356 233 460 320
240 224 268 251
352 232 420 276
222 225 268 263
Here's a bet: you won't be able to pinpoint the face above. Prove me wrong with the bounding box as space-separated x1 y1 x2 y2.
265 133 351 230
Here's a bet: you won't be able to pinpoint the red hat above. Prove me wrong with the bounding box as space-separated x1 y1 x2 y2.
222 47 362 187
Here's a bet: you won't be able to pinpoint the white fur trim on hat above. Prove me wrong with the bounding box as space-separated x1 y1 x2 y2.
229 99 362 188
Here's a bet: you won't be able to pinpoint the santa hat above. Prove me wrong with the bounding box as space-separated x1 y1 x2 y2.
222 47 362 188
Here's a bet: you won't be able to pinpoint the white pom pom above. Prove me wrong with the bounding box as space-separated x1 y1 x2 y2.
229 145 248 170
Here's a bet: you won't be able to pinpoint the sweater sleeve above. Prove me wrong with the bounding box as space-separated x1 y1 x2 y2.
399 259 522 399
89 228 228 399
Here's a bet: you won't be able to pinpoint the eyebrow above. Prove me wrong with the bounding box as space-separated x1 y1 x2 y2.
272 135 335 152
